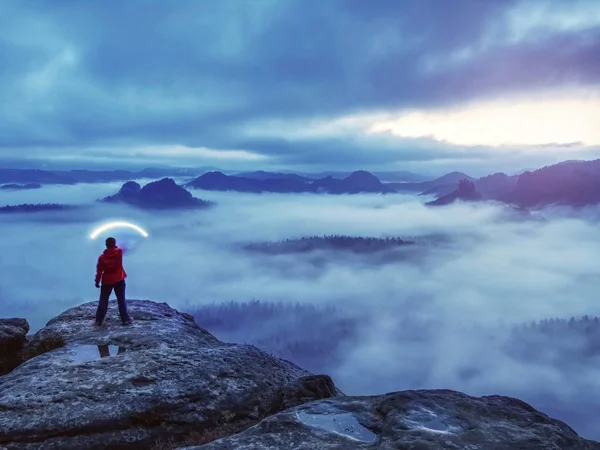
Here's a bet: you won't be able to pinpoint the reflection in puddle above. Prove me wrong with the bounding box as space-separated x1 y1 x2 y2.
70 345 126 363
296 411 377 442
418 416 450 433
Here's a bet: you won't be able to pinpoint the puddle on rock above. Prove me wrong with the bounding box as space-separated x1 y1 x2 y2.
418 416 450 433
296 411 377 442
70 345 127 363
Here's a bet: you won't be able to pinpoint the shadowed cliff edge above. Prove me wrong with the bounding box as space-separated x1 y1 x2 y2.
1 301 598 450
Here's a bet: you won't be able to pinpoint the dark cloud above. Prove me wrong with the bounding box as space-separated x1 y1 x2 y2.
0 0 598 169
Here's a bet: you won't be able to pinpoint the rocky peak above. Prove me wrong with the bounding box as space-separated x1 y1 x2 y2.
118 180 142 194
344 170 383 189
102 178 211 209
196 171 228 182
1 301 598 450
0 300 337 449
137 177 194 205
457 178 477 196
426 179 482 206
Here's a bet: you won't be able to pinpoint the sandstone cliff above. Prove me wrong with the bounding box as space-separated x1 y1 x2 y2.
1 301 598 450
0 301 337 449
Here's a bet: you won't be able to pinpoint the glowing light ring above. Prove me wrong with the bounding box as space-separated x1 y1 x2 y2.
89 221 149 239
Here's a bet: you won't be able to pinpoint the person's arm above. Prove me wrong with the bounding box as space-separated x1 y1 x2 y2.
95 256 104 286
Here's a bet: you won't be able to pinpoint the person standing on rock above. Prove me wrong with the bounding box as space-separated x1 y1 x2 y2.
94 237 133 326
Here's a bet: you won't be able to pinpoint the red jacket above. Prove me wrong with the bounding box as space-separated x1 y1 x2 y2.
95 247 127 285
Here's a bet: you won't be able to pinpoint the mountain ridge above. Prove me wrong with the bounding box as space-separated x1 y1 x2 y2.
187 170 396 194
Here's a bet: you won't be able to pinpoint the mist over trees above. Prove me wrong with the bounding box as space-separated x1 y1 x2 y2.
189 300 357 373
188 300 600 381
243 235 414 254
0 203 76 213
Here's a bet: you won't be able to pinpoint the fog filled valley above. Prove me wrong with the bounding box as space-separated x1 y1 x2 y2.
2 179 600 440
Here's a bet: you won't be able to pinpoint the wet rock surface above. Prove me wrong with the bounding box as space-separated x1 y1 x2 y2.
0 300 337 449
2 302 599 450
186 390 600 450
0 318 29 375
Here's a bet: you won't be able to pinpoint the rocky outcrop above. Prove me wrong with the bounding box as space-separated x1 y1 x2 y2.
0 300 339 449
487 159 600 208
427 179 482 206
2 302 598 450
0 319 29 375
185 390 600 450
102 178 212 209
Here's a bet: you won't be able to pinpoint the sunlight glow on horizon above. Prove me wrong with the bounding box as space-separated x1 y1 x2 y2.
368 96 600 147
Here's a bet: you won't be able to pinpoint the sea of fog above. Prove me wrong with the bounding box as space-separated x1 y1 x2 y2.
2 180 600 439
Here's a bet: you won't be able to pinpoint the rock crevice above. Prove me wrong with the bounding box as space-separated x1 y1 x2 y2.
0 318 29 375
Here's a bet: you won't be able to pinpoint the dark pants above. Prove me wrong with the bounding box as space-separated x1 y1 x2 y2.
95 280 132 324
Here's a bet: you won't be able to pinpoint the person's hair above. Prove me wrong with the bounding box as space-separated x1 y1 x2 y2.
105 237 117 248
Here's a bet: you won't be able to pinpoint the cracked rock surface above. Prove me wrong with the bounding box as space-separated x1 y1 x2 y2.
2 301 599 450
0 300 338 449
0 318 29 376
184 390 600 450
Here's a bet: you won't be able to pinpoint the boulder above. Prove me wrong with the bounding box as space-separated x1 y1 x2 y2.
0 318 29 375
185 390 600 450
0 300 339 449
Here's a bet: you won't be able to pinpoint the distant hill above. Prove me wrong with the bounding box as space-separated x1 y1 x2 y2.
0 167 215 185
311 170 395 194
188 170 395 194
499 159 600 208
0 183 42 190
422 172 519 199
423 159 600 209
293 170 427 182
0 169 75 185
102 178 212 209
475 172 518 198
54 167 211 183
372 170 429 182
389 171 476 194
0 203 76 213
232 171 311 183
426 179 482 206
189 171 311 193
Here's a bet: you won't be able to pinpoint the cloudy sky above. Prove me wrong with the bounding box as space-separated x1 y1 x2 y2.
1 0 599 175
